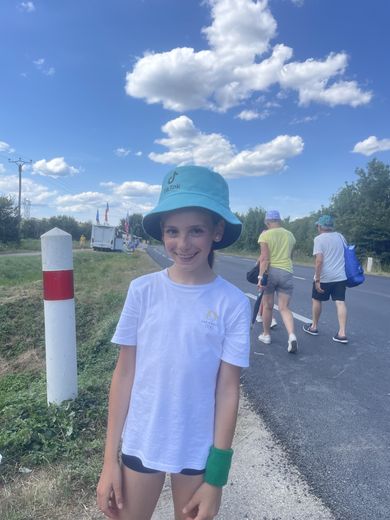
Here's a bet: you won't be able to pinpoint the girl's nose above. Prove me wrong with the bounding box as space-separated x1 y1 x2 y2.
177 233 191 249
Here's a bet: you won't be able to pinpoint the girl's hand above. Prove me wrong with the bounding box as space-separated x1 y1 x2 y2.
182 482 222 520
97 462 124 519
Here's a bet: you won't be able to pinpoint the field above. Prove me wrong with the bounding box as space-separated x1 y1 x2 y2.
0 249 157 519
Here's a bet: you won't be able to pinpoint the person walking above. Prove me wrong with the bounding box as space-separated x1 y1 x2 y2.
97 165 251 520
256 300 277 329
303 215 348 343
257 210 298 353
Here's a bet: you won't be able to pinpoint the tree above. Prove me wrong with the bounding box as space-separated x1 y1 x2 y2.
233 207 265 251
330 159 390 265
129 213 146 239
0 195 19 243
286 211 323 257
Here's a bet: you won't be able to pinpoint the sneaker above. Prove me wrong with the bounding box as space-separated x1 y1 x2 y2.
270 318 277 329
256 314 262 323
288 334 298 353
332 333 348 344
258 333 271 345
303 323 319 336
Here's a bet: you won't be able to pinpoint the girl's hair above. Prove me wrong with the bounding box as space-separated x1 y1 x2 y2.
208 249 215 268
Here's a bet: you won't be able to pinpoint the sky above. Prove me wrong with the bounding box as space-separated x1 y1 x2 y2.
1 0 390 225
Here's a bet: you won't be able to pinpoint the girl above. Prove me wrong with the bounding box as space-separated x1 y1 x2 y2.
97 165 251 520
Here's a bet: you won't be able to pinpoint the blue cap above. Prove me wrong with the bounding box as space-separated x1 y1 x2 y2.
142 165 242 249
315 215 334 228
265 210 281 220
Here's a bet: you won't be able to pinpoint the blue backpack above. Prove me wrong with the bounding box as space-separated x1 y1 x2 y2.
340 236 365 287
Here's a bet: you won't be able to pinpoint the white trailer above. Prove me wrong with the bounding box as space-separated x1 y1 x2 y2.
90 224 123 251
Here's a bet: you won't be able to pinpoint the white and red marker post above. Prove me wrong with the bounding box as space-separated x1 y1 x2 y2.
41 227 78 405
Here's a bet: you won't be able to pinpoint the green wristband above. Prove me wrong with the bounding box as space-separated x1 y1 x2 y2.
204 445 233 487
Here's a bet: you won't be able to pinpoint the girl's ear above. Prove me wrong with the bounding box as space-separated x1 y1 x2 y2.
214 219 225 242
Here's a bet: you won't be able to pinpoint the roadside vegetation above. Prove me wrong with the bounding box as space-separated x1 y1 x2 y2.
0 249 157 520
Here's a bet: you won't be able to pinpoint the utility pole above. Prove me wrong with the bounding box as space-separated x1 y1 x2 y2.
9 157 32 229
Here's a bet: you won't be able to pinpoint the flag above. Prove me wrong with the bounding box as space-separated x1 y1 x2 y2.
104 202 109 223
96 209 100 224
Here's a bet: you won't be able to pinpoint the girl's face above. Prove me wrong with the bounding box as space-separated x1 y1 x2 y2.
162 209 224 275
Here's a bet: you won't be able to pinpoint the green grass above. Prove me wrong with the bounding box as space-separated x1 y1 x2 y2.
0 238 88 255
0 250 158 519
0 255 42 286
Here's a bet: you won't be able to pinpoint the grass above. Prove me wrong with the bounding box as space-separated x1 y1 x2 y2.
0 249 158 520
0 238 87 255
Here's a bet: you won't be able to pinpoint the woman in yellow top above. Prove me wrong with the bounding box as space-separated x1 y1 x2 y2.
257 210 298 353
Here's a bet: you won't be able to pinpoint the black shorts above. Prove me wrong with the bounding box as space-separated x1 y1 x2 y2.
312 280 346 302
121 454 205 476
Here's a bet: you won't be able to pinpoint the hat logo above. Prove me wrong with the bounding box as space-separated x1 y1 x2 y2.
168 170 178 184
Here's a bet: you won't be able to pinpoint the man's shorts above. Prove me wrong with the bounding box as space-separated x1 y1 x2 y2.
312 280 346 302
263 267 293 296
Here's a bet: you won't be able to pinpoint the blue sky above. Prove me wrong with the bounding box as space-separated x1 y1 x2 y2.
1 0 389 225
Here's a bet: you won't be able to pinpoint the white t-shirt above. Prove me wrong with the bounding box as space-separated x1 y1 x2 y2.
313 232 346 283
111 269 251 472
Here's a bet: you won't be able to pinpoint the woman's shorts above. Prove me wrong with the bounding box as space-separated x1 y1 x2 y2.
121 454 205 476
263 267 293 296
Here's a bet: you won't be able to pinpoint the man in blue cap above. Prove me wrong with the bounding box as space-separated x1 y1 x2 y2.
303 215 348 343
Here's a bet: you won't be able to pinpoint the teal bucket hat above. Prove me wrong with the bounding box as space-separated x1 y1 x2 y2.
315 215 334 228
142 165 242 249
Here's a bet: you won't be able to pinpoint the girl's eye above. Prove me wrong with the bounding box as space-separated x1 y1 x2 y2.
164 228 178 236
190 227 205 235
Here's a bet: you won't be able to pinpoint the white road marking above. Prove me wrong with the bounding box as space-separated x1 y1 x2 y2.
245 293 312 324
293 276 306 280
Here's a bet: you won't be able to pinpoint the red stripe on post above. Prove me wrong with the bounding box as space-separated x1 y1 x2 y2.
43 270 74 300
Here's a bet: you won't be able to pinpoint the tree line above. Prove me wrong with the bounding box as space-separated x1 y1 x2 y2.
232 159 390 267
1 159 389 266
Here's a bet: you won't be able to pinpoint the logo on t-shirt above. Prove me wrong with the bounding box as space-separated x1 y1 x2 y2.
201 309 219 330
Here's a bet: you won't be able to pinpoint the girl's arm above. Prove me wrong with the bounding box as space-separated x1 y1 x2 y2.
213 361 241 449
97 346 136 519
183 361 241 520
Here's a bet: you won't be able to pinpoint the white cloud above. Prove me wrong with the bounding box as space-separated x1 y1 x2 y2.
0 172 159 219
111 181 161 198
19 2 35 12
0 141 15 154
290 115 318 124
0 174 57 204
32 157 79 177
236 109 270 120
55 181 160 216
114 147 130 157
125 0 371 111
135 151 143 156
352 136 390 156
237 110 260 120
55 192 108 213
33 58 55 76
149 115 303 179
0 164 6 174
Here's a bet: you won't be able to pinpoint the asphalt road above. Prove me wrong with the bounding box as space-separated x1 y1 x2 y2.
147 246 390 520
